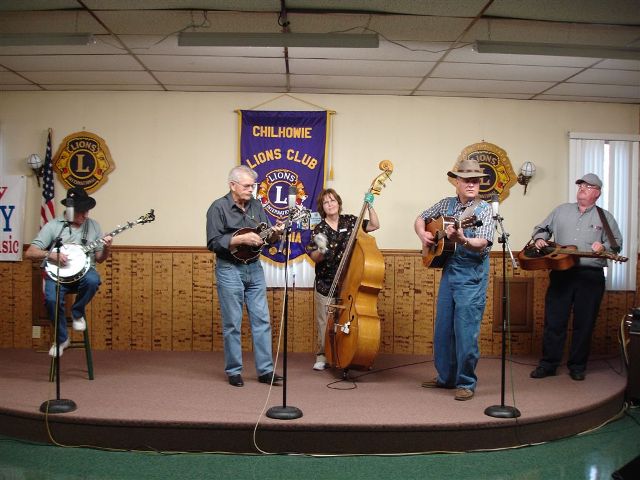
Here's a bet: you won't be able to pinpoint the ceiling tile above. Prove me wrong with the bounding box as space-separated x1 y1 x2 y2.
569 68 640 86
289 58 434 76
291 74 419 90
545 83 640 98
418 78 554 94
0 71 32 84
433 62 582 81
139 55 285 73
21 71 158 85
0 55 142 71
154 71 286 87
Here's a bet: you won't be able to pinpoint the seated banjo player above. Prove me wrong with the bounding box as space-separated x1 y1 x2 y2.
26 187 113 357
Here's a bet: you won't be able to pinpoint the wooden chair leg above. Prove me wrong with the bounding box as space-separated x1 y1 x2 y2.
83 328 94 380
48 357 55 382
47 327 95 381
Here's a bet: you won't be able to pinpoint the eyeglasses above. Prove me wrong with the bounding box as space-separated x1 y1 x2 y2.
232 181 256 190
577 184 600 191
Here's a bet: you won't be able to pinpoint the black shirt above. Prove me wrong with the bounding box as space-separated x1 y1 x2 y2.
206 192 271 263
309 214 368 296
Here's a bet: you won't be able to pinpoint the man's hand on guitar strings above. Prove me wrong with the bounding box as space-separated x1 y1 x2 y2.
534 238 548 250
268 220 285 243
100 235 114 248
243 231 264 247
446 223 465 245
49 251 68 266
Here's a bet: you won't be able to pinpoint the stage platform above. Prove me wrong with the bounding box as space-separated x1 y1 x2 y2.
0 349 627 454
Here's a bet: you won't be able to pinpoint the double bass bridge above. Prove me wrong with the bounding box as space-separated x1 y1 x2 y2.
327 303 351 334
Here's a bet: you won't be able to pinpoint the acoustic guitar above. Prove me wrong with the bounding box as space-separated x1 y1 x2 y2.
230 206 310 263
518 241 628 271
422 215 481 268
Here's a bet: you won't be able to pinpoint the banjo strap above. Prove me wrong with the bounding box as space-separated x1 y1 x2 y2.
81 221 89 246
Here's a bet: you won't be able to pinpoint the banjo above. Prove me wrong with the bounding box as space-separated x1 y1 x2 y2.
45 210 155 284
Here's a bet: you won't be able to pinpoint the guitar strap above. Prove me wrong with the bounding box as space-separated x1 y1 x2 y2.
595 206 620 253
460 199 480 220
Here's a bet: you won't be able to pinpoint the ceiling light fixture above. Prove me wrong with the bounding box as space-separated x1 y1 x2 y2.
0 33 95 46
473 40 640 60
178 32 379 48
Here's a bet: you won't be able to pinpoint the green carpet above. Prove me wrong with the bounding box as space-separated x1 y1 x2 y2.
1 408 639 480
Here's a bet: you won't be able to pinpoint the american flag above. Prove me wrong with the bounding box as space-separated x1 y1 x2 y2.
40 129 55 227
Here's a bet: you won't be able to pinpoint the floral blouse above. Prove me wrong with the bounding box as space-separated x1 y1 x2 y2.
307 214 368 296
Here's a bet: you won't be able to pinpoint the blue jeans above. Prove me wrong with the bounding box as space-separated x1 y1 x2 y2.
433 253 488 391
215 258 274 377
44 268 101 343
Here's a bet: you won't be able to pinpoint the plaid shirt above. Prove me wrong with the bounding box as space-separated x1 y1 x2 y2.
419 196 494 255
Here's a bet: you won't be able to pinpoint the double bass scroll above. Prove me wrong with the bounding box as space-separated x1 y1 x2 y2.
324 160 393 372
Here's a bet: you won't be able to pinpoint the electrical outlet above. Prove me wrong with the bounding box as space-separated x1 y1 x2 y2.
32 326 41 339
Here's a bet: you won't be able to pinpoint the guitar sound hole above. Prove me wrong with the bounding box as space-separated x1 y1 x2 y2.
525 246 553 258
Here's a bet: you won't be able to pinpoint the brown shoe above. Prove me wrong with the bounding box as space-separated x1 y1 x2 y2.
421 377 454 389
454 388 474 401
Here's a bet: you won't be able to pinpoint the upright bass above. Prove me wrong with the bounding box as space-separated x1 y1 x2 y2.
324 160 393 373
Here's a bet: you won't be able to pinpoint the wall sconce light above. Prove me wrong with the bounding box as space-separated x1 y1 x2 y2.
517 161 536 194
27 153 44 186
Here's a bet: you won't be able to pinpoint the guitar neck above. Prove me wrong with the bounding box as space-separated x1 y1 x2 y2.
556 248 617 261
258 211 308 240
84 222 136 253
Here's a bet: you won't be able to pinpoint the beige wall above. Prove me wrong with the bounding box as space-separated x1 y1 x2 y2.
1 91 638 250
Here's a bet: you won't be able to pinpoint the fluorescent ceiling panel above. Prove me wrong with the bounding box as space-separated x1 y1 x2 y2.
0 33 94 46
178 32 379 48
474 41 640 60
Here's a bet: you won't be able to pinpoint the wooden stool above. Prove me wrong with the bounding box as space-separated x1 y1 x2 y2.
49 293 94 381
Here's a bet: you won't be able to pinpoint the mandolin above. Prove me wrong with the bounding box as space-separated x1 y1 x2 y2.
518 242 627 271
230 206 310 263
422 215 481 268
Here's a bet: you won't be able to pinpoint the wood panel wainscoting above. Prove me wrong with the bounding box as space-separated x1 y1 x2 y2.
0 247 638 359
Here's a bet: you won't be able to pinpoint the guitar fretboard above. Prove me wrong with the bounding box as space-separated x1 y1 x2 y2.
82 221 138 253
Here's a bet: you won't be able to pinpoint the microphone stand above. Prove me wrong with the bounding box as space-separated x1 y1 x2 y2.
40 224 77 414
485 212 521 419
267 214 303 420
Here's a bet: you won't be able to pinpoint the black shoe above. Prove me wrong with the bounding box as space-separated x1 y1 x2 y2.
258 372 284 385
569 370 585 381
530 366 556 379
228 374 244 387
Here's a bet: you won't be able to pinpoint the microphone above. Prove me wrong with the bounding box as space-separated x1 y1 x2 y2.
64 195 75 223
288 185 297 215
491 193 500 219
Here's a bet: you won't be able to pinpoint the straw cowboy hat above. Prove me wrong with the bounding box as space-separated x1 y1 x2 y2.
447 159 489 179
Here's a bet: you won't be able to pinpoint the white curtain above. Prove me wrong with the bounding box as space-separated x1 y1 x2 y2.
607 141 639 290
568 139 604 198
569 133 639 290
261 258 315 288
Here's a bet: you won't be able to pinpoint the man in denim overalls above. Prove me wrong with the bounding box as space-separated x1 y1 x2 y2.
414 159 495 401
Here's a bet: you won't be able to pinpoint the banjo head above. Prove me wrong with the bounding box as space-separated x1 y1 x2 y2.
45 244 91 283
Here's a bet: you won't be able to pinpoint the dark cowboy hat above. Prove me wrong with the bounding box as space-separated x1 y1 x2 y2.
447 159 489 179
61 187 96 211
